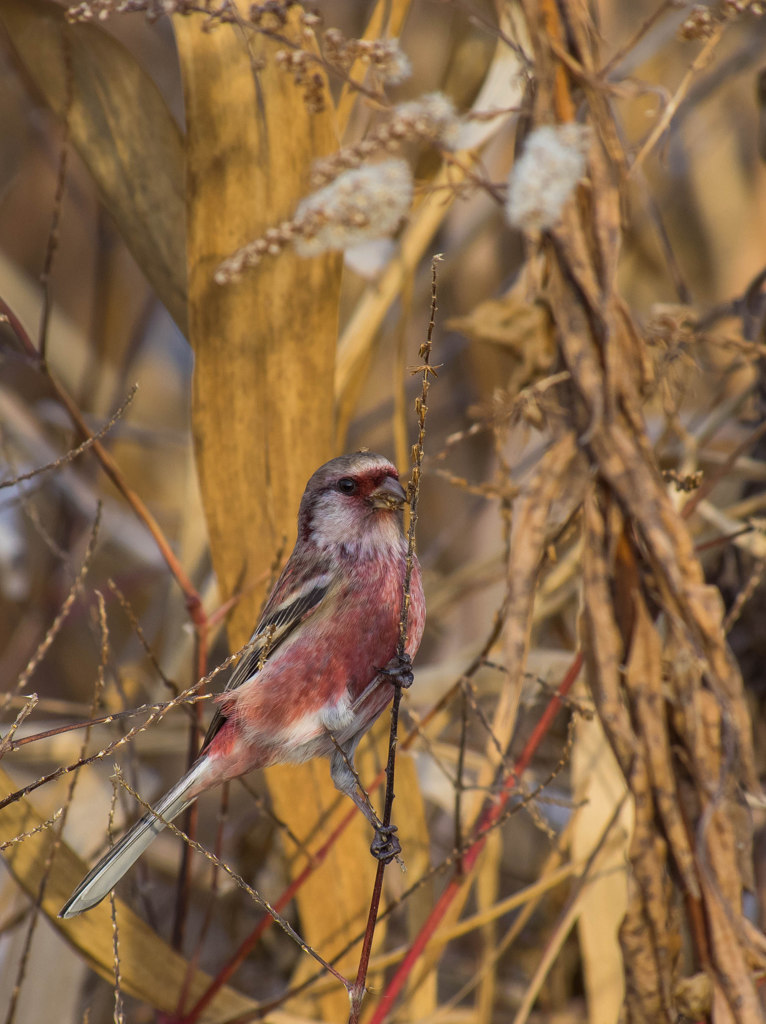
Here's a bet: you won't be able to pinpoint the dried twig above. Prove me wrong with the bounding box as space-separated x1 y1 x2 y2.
112 768 351 991
37 32 73 361
365 651 583 1024
0 295 204 625
0 386 138 491
348 254 441 1024
1 504 102 714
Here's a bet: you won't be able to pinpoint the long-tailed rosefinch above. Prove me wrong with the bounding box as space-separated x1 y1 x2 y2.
60 451 425 918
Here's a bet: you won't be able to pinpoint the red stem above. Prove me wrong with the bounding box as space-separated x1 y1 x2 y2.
181 803 358 1024
366 650 583 1024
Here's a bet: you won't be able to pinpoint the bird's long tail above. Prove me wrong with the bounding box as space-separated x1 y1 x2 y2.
59 758 211 919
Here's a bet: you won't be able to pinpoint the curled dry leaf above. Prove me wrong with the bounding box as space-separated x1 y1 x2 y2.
447 288 556 400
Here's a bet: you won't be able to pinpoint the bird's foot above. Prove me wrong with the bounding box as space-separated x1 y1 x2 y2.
370 823 402 864
378 652 413 689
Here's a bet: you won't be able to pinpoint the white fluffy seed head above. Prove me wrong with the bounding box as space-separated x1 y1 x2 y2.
393 92 461 149
506 123 592 232
372 38 412 85
294 159 413 257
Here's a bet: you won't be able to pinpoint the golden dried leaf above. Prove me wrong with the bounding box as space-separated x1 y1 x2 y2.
0 768 256 1023
580 491 635 771
674 973 713 1019
505 434 578 713
448 294 551 353
172 5 370 1015
448 291 555 397
629 597 699 899
0 0 187 332
619 758 677 1023
571 708 630 1024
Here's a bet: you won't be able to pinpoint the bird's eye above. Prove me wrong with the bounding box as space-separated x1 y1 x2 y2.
337 477 358 495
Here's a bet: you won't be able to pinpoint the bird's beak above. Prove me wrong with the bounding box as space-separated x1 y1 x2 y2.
368 476 407 511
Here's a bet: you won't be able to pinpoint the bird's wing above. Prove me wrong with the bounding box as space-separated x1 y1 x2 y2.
201 556 336 750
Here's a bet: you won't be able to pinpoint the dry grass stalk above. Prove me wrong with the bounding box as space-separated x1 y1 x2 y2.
519 1 766 1020
0 764 260 1021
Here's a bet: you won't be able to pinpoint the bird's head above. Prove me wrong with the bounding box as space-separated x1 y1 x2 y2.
298 451 408 556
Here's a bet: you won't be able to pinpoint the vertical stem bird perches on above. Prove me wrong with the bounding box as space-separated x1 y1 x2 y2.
348 254 442 1024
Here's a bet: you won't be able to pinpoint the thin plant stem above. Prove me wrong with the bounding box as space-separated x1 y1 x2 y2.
348 254 441 1024
0 295 204 623
366 650 583 1024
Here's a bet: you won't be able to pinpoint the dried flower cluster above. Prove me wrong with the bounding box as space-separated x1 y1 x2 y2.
68 0 320 26
505 123 591 232
215 159 413 282
323 29 411 86
274 48 327 113
679 0 764 38
722 0 764 11
294 159 413 256
249 0 302 29
679 5 716 38
66 0 181 20
311 93 460 187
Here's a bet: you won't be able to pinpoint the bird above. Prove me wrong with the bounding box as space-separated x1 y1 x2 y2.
59 451 425 918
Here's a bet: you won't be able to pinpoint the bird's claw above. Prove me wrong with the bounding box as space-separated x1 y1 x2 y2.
370 823 401 864
378 653 413 689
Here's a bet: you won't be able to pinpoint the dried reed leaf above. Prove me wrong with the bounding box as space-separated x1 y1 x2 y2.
618 794 676 1024
566 304 764 1022
447 289 555 396
674 973 713 1020
621 595 680 1022
571 708 630 1024
0 768 257 1023
671 655 765 1019
580 492 635 770
475 828 501 1021
448 294 550 353
580 503 684 1021
562 0 629 251
564 252 764 1022
580 499 677 1019
701 861 764 1023
171 6 374 1015
590 423 759 794
629 598 699 899
0 0 187 333
503 434 578 756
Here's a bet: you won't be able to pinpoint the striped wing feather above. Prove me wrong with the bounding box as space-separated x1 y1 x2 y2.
202 558 335 750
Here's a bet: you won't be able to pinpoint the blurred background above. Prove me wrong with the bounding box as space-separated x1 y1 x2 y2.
2 1 766 1022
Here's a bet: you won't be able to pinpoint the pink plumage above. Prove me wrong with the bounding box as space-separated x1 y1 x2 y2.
60 451 425 918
